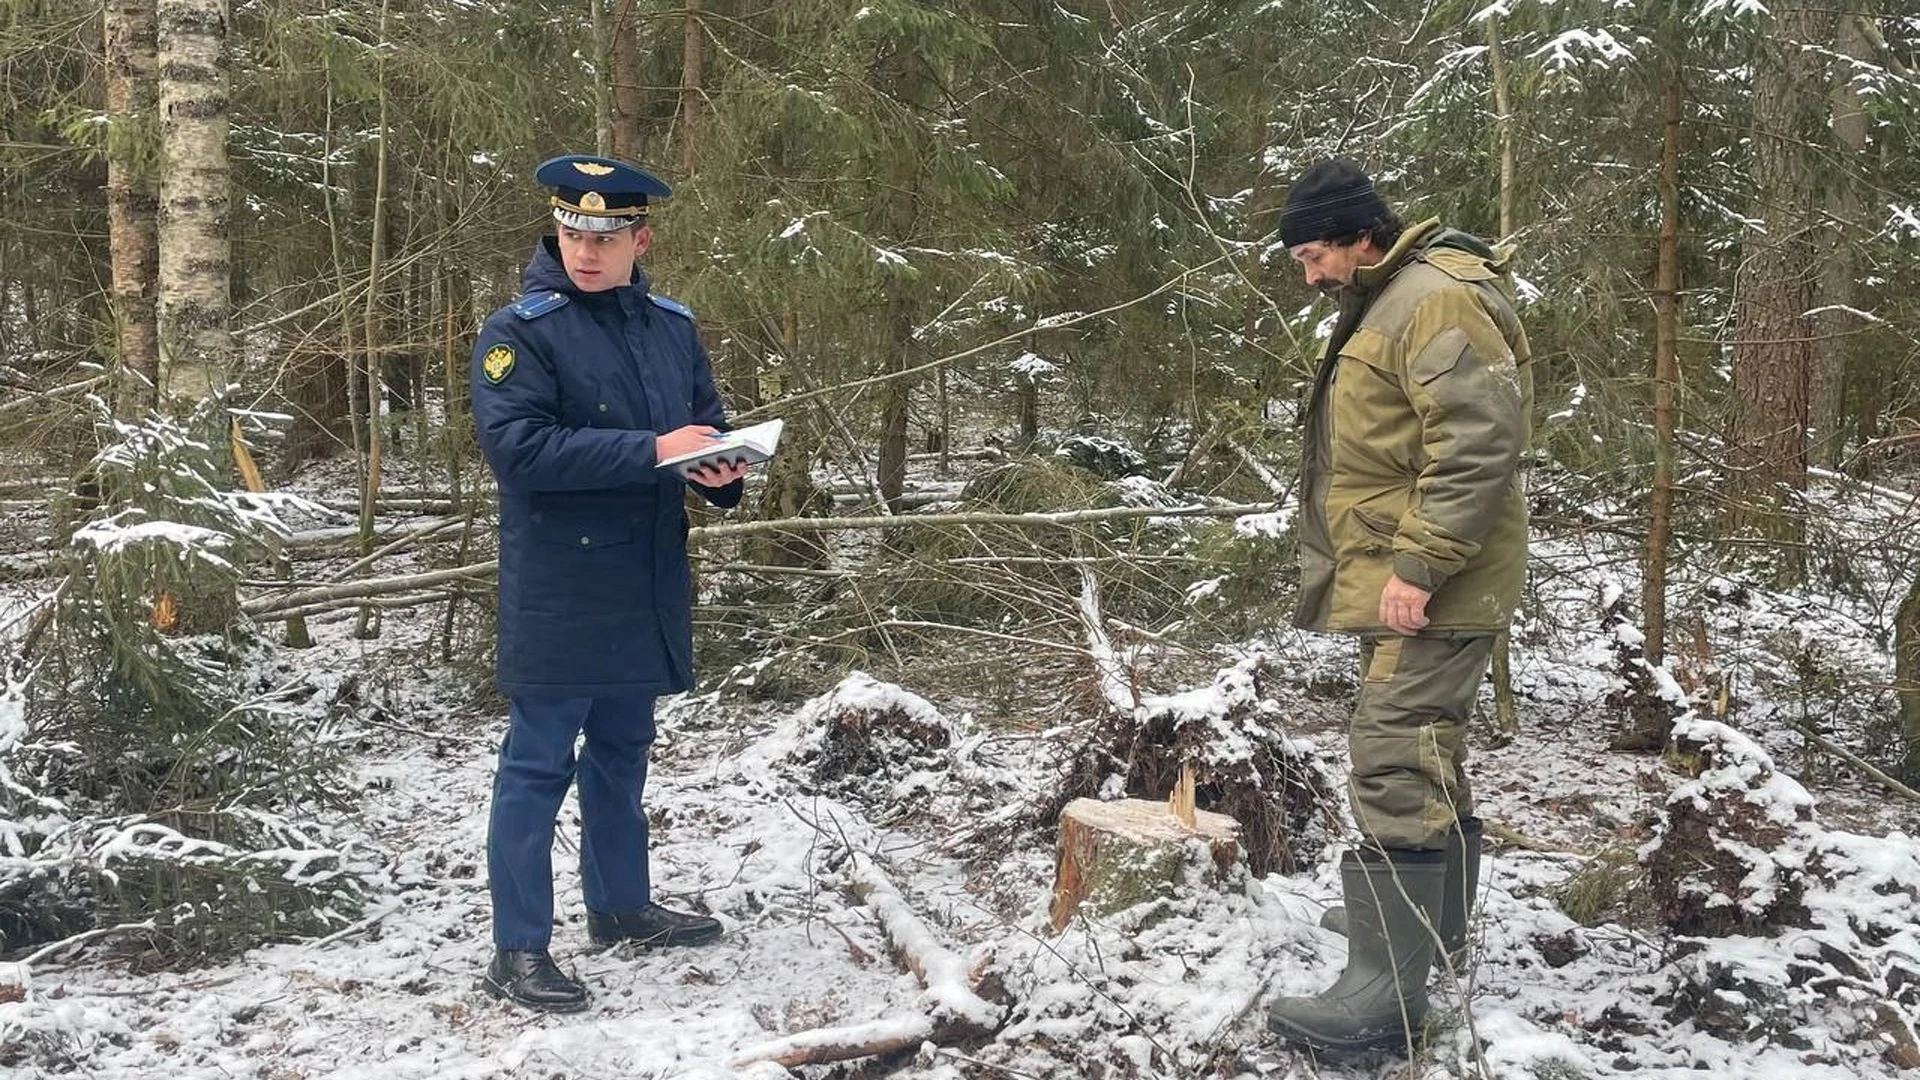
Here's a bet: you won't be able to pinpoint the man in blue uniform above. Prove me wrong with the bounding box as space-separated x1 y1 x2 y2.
469 154 748 1013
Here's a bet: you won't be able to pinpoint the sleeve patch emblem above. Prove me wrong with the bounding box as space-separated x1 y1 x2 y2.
482 344 515 384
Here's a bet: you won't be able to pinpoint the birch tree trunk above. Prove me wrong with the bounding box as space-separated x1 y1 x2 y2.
106 0 160 420
1483 14 1516 240
155 0 233 400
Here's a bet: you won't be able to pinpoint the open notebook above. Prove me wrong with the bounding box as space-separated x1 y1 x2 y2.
656 418 784 480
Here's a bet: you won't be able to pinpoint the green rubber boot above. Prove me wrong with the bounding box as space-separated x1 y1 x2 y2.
1269 847 1446 1052
1319 817 1482 968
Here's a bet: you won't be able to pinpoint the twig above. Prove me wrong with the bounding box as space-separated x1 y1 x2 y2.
308 899 403 949
1483 819 1591 857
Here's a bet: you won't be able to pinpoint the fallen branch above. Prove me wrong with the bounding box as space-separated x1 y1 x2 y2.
309 900 403 950
1076 568 1141 716
1223 436 1289 500
732 1014 936 1069
846 853 1003 1032
327 516 467 581
0 375 110 418
17 919 156 971
284 516 463 556
1791 719 1920 804
269 589 460 622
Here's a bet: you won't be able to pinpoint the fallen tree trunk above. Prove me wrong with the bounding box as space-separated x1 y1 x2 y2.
241 502 1276 614
241 562 497 617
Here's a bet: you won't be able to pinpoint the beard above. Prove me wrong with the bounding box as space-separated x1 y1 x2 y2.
1317 280 1345 299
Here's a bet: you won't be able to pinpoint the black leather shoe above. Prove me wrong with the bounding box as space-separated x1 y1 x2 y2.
587 904 723 948
480 950 589 1013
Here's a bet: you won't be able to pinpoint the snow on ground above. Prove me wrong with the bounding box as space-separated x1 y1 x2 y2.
5 453 1920 1078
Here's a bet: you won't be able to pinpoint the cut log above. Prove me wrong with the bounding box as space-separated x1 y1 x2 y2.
1049 796 1240 932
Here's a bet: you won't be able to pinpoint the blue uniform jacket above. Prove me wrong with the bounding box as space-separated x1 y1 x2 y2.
471 237 742 698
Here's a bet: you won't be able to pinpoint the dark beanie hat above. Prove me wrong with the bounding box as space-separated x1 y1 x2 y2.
1280 159 1392 248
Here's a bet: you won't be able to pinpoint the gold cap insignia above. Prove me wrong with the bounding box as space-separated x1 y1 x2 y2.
482 344 515 385
573 162 615 177
581 191 606 211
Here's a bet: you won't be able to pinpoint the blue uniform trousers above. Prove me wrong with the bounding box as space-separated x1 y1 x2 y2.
487 693 656 951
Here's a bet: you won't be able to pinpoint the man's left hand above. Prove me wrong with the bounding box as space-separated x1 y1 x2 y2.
686 458 750 487
1379 574 1432 636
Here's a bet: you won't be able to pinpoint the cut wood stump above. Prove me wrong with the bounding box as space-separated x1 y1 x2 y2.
1049 795 1240 931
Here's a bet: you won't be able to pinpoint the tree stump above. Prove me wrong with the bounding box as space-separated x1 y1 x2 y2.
1048 796 1240 931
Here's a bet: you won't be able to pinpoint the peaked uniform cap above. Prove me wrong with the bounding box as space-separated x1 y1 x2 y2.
535 154 672 232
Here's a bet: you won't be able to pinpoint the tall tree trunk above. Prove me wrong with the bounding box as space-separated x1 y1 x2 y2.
1727 0 1832 576
1483 14 1516 239
1896 572 1920 781
106 0 159 420
1644 59 1682 670
356 0 393 641
611 0 643 161
591 0 613 157
1809 12 1873 469
878 295 911 511
681 0 702 175
155 0 234 401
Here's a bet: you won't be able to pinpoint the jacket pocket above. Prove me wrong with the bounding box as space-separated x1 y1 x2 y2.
1410 326 1471 385
529 507 637 549
1341 505 1400 558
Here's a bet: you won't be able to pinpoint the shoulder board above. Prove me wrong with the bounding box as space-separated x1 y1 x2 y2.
648 293 694 320
510 291 571 320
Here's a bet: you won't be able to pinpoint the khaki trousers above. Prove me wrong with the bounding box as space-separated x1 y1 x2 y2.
1349 634 1495 851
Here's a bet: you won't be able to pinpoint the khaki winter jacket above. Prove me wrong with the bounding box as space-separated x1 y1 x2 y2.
1293 218 1532 635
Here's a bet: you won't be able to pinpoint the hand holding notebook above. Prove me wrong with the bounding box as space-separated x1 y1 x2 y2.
656 418 784 480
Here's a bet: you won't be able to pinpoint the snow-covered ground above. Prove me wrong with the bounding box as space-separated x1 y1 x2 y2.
4 443 1920 1079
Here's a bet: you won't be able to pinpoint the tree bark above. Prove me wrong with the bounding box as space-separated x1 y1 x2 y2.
610 0 644 161
105 0 160 420
1484 14 1516 239
1809 12 1873 469
155 0 234 400
878 296 912 511
590 0 613 157
1899 574 1920 782
1644 58 1682 666
1726 0 1833 575
680 0 702 175
355 0 394 640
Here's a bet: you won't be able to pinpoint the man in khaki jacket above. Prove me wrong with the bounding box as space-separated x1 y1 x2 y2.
1266 160 1531 1053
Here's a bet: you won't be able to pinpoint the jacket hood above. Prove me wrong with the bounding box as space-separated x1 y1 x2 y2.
520 235 650 297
